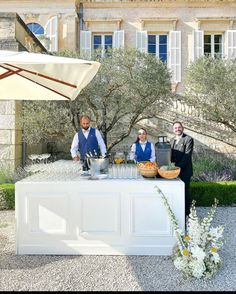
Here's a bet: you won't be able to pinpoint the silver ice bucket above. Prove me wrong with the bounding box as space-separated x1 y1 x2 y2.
87 158 109 175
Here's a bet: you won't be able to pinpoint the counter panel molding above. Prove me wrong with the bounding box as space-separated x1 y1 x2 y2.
15 178 185 255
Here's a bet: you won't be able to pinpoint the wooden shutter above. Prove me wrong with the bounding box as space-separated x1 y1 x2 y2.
193 30 204 60
113 30 124 49
80 30 92 58
136 31 147 53
45 16 58 52
226 30 236 59
169 31 181 83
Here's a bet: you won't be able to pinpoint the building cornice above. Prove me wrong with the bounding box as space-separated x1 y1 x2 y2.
84 18 122 30
80 0 236 3
79 0 236 9
195 16 236 29
140 17 178 30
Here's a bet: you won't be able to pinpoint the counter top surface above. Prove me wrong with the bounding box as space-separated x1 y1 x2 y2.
20 160 182 184
17 172 182 184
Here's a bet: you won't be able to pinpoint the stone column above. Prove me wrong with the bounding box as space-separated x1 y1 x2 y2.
0 12 47 170
0 101 22 169
0 14 22 169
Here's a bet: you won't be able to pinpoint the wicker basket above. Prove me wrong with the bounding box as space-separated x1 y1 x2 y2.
138 167 158 178
158 167 181 179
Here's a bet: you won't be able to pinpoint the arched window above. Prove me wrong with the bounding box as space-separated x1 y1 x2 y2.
27 23 44 36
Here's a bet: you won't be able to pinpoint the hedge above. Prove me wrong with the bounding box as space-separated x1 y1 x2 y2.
190 181 236 206
0 182 235 210
0 184 15 210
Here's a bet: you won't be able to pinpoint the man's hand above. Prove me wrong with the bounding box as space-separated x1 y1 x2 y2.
73 155 80 161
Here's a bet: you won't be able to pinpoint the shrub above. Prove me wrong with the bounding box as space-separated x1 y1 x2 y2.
190 181 236 206
192 151 236 182
0 163 14 184
0 184 15 209
0 164 31 184
0 187 7 210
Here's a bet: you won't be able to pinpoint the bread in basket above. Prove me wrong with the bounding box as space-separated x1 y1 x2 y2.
138 161 158 178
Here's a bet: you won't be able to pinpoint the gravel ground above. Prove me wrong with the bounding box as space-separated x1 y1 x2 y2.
0 207 235 291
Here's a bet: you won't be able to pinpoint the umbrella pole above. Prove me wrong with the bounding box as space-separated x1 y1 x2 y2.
22 101 27 167
22 136 27 168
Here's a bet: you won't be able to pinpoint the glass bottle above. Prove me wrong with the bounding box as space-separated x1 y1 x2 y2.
114 152 125 164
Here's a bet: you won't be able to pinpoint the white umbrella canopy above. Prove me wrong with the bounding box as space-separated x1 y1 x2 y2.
0 50 101 100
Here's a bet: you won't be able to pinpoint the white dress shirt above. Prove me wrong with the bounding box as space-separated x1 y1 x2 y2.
174 133 184 145
70 127 107 158
130 140 156 163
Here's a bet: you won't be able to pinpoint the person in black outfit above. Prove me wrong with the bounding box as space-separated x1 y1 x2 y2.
170 121 194 217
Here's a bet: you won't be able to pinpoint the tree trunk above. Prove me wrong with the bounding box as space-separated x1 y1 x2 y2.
101 107 107 148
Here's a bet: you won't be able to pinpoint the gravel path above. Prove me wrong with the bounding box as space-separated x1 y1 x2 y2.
0 207 235 291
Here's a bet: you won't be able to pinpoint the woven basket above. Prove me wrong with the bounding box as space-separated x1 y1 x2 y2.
138 167 158 178
158 167 181 179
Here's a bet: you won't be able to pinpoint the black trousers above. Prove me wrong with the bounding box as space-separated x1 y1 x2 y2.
180 177 192 217
81 159 89 171
184 181 192 217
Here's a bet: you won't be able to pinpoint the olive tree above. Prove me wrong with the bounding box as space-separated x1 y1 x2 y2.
183 57 236 134
22 48 172 152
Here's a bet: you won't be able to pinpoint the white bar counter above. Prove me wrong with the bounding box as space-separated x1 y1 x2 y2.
15 175 185 255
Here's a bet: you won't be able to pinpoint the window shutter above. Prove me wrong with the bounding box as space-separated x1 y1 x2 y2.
193 30 204 60
113 30 124 49
80 30 92 58
169 30 181 83
45 16 58 52
136 31 147 53
226 30 236 59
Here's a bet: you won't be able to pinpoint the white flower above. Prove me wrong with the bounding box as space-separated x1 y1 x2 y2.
211 252 221 263
191 246 206 261
189 260 206 278
174 257 187 270
155 187 224 280
209 226 224 240
187 218 202 245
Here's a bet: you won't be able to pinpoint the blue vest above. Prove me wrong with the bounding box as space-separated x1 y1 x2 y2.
78 128 100 160
135 141 152 162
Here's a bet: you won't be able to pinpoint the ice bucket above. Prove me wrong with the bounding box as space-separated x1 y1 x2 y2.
87 158 109 175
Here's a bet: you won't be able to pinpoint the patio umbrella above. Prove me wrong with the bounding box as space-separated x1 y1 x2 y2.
0 50 100 100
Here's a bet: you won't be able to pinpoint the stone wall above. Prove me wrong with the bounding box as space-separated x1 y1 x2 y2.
80 0 236 94
0 12 47 169
0 0 78 51
0 101 22 168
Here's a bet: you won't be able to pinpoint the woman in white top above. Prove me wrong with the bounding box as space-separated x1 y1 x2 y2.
130 128 156 163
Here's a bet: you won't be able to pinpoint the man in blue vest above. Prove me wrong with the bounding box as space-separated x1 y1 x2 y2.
70 115 107 170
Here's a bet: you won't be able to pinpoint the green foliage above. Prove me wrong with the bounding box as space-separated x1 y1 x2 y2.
0 164 14 184
0 164 32 184
0 181 235 210
23 48 172 152
0 184 15 210
192 151 236 182
79 48 172 150
160 163 176 171
21 100 74 146
190 181 236 206
184 57 236 135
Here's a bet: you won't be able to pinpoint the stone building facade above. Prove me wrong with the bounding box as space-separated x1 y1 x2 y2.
0 0 236 166
0 12 46 168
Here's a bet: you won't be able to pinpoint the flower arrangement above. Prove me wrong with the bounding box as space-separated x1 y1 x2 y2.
155 186 224 279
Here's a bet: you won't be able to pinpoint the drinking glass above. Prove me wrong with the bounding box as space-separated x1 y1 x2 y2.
108 164 113 179
112 165 118 179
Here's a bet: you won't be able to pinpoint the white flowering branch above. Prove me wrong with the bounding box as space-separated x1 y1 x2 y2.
155 185 186 253
155 185 224 279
